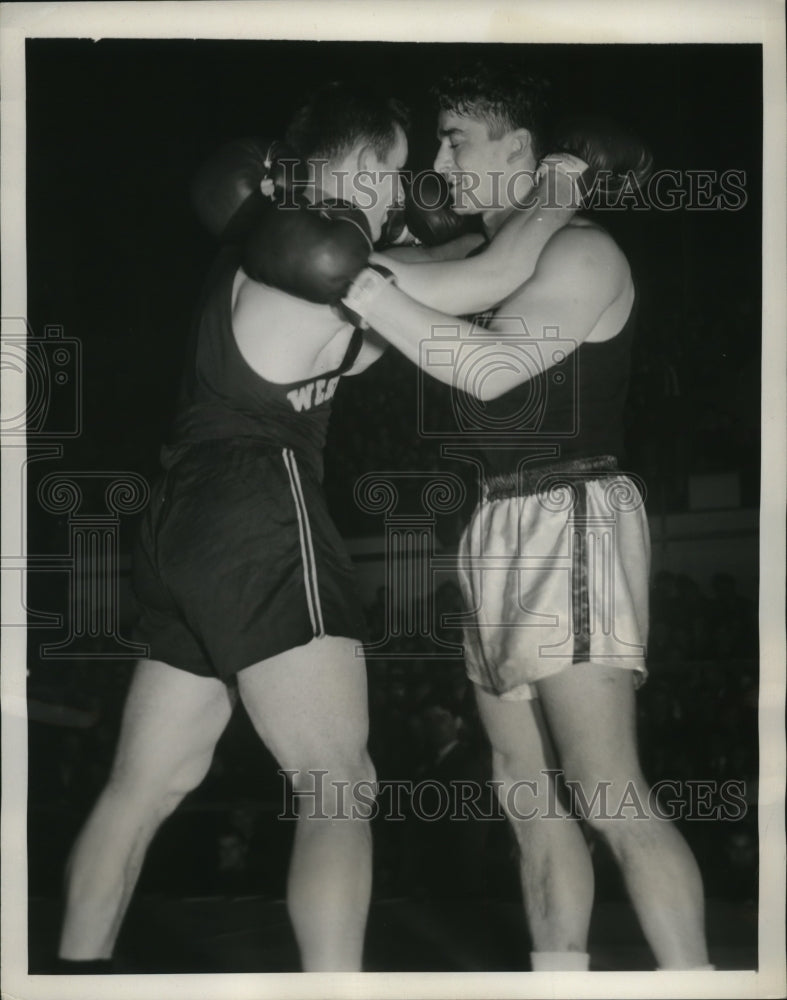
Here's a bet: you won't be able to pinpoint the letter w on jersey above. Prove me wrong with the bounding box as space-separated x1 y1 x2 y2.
287 375 340 412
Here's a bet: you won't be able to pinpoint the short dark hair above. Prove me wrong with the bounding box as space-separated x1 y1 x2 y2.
285 82 410 163
434 61 551 159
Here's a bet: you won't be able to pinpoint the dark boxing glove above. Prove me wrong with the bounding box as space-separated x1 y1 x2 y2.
376 204 414 249
403 171 480 246
365 171 481 250
242 197 374 304
549 115 653 206
190 136 299 242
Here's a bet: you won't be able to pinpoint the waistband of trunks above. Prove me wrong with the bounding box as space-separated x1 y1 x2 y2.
484 455 620 501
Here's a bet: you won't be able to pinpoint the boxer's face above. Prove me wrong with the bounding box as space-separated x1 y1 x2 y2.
361 124 408 242
339 124 408 243
434 109 535 215
312 124 408 242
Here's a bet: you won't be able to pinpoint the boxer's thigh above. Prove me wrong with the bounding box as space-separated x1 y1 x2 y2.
236 635 372 782
536 661 643 791
107 658 234 797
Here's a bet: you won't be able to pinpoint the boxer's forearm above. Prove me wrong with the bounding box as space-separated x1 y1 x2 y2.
343 222 613 398
375 194 574 316
380 233 485 264
357 283 477 389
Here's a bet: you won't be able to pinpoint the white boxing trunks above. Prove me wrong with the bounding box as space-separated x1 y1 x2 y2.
456 456 650 700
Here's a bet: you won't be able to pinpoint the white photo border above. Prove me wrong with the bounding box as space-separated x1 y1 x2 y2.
2 2 784 999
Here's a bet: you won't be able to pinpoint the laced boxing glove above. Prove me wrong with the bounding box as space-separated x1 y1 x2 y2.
404 170 481 245
190 136 299 242
376 170 481 248
549 115 653 206
192 137 375 303
375 204 413 248
242 197 375 305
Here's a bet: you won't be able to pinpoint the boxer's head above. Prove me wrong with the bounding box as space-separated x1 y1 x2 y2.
286 83 410 241
432 63 550 216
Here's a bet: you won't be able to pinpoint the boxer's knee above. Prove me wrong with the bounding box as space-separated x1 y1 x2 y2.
287 747 377 820
560 757 653 838
162 747 216 808
105 741 216 821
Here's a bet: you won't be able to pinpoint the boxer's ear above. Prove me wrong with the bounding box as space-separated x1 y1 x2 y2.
356 142 378 172
506 128 533 165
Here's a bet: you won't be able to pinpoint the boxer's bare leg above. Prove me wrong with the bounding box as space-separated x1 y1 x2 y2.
475 685 594 956
59 659 234 959
237 635 373 972
537 662 709 969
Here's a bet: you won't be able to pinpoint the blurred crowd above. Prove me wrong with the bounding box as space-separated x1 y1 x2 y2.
624 298 760 511
28 569 759 905
649 569 757 664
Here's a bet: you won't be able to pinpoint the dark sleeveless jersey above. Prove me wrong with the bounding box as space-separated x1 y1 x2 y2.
467 287 637 478
162 246 362 480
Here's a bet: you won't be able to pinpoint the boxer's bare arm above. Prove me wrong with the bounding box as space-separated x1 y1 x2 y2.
381 232 485 264
376 173 579 316
232 274 355 383
345 225 631 399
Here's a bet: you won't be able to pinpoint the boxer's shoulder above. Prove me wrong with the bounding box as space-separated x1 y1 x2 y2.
232 273 353 384
539 219 628 279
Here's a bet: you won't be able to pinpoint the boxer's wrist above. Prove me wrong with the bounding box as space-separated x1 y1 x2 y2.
341 264 398 329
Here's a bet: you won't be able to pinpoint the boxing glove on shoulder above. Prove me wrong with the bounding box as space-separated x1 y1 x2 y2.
550 115 653 204
242 197 374 304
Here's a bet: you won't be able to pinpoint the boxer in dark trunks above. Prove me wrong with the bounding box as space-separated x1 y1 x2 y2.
56 84 408 973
